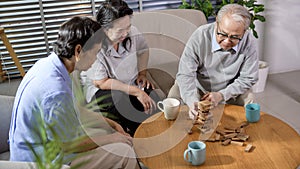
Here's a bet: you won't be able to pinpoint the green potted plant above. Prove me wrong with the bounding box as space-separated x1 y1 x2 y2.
179 0 214 20
179 0 266 38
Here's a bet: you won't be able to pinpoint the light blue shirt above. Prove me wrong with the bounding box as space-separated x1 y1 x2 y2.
9 53 84 164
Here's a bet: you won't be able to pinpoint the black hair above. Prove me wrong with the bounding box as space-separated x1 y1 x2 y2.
53 16 101 61
96 0 133 51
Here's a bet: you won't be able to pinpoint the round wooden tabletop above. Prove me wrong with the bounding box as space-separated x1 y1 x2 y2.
133 104 300 169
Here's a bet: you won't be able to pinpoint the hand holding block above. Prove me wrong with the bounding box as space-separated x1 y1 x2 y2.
198 100 212 113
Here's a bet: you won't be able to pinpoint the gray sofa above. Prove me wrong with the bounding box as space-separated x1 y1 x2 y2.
0 95 69 169
0 95 14 161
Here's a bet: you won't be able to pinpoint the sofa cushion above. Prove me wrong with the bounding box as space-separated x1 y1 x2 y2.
132 9 207 96
0 95 14 154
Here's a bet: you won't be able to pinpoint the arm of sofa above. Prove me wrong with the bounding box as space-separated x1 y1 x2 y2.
0 161 70 169
0 95 15 159
147 68 175 98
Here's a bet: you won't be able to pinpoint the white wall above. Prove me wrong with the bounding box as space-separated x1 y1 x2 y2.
258 0 300 74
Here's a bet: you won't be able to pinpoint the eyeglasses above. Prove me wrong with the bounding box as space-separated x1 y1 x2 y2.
216 24 243 42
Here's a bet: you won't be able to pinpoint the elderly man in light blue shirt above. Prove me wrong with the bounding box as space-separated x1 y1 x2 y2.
9 16 140 169
175 4 259 119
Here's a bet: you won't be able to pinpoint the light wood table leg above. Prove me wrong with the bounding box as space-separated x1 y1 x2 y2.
0 59 7 82
0 27 25 77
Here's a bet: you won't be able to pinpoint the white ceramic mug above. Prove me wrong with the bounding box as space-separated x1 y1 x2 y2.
157 98 180 120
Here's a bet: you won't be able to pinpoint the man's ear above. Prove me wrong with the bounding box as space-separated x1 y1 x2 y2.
74 44 82 61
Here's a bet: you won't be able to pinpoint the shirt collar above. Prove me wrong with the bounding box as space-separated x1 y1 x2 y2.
50 52 71 83
105 42 128 57
211 24 238 53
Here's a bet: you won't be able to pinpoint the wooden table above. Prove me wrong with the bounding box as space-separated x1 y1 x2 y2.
133 104 300 169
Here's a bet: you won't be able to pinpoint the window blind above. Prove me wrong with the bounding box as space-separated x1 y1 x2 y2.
141 0 182 11
0 1 43 78
0 0 186 79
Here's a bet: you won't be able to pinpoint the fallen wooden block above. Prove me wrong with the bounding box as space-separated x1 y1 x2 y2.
231 137 245 142
222 139 231 146
231 141 244 146
224 129 236 133
224 126 236 131
216 129 226 136
224 132 238 139
244 144 253 152
237 134 250 141
215 133 221 141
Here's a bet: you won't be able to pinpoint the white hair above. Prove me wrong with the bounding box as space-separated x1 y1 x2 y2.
216 4 251 31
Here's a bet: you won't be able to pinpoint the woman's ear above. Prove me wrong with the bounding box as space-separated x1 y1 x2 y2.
74 44 82 61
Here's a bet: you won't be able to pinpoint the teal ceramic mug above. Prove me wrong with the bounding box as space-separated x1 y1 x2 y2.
245 103 261 123
184 141 206 166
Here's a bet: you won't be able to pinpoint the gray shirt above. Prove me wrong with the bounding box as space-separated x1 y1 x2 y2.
81 26 148 102
176 23 259 107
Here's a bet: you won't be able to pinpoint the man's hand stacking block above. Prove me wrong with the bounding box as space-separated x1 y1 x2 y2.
198 100 212 113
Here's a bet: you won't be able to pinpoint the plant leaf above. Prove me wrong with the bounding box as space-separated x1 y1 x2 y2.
254 15 266 22
252 29 258 38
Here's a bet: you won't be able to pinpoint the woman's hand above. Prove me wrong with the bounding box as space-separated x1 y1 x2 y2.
113 122 131 137
105 117 131 136
136 90 156 114
136 74 155 90
188 102 199 120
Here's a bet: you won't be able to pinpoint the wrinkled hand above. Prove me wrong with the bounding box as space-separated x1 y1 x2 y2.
136 74 155 90
136 90 156 114
201 92 223 107
188 102 199 120
113 122 131 137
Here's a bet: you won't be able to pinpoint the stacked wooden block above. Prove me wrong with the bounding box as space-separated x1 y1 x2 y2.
192 100 254 152
193 100 213 133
